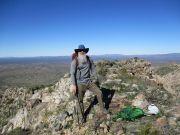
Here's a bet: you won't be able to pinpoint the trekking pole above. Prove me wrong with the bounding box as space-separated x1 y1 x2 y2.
71 88 79 125
73 95 80 126
75 90 85 125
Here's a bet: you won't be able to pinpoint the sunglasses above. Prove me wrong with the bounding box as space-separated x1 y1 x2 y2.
78 49 86 52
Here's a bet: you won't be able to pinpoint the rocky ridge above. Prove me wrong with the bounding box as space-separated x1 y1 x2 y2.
1 58 180 135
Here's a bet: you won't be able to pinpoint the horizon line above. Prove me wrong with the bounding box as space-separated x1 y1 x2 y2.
0 53 180 58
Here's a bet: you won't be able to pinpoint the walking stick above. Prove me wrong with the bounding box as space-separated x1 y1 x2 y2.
75 91 85 122
73 94 80 126
73 88 85 127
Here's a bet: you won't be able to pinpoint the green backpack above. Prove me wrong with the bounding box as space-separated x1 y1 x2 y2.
112 106 145 122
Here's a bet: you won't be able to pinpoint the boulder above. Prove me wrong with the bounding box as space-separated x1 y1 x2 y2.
30 92 42 100
2 108 28 134
132 93 149 109
30 99 42 108
41 93 51 103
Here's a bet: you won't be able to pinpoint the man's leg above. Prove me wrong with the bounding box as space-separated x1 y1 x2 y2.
77 84 86 121
88 83 105 112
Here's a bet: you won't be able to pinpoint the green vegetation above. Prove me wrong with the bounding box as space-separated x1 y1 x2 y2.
127 93 137 100
64 119 73 129
96 60 116 78
155 66 177 76
97 67 108 76
44 109 54 118
55 104 67 114
48 86 54 93
27 83 55 94
7 127 22 135
29 84 46 93
139 123 160 135
31 85 44 91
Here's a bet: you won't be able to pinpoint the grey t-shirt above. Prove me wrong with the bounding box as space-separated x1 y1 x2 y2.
70 57 97 85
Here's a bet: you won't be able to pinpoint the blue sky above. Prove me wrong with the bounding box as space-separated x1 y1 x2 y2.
0 0 180 57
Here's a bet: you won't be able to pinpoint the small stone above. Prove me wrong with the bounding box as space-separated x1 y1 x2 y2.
99 128 104 134
99 122 106 128
106 121 110 126
156 116 168 127
116 118 122 122
117 129 124 135
168 117 177 127
104 127 108 133
57 111 69 121
132 84 139 90
62 120 67 128
88 114 94 120
121 82 130 87
64 73 70 78
30 92 42 99
64 129 71 135
100 122 108 133
106 114 111 120
168 106 180 119
54 123 63 131
66 116 73 121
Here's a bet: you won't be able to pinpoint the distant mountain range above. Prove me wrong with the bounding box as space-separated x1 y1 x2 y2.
92 53 180 63
0 53 180 64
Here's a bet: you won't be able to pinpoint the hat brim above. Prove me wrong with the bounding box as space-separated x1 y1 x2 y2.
74 48 89 53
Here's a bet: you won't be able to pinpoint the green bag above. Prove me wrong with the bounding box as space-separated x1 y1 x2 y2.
112 106 144 122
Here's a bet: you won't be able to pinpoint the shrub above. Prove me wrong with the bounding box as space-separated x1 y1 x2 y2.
155 66 176 76
48 87 54 93
139 123 160 135
7 127 22 135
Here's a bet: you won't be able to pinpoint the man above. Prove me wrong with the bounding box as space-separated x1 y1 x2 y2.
70 44 107 123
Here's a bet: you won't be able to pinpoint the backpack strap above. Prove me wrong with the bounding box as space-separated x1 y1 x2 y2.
75 57 79 68
86 55 92 69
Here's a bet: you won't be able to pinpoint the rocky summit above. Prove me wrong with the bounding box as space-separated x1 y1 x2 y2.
1 58 180 135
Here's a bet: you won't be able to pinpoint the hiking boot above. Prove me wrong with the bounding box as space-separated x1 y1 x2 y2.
80 117 86 124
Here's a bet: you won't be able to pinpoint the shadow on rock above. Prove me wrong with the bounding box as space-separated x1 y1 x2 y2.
84 87 115 119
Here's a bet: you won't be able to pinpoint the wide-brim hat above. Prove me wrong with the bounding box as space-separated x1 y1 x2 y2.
74 44 89 53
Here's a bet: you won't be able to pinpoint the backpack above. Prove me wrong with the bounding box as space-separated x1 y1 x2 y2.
112 106 145 122
71 52 91 68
